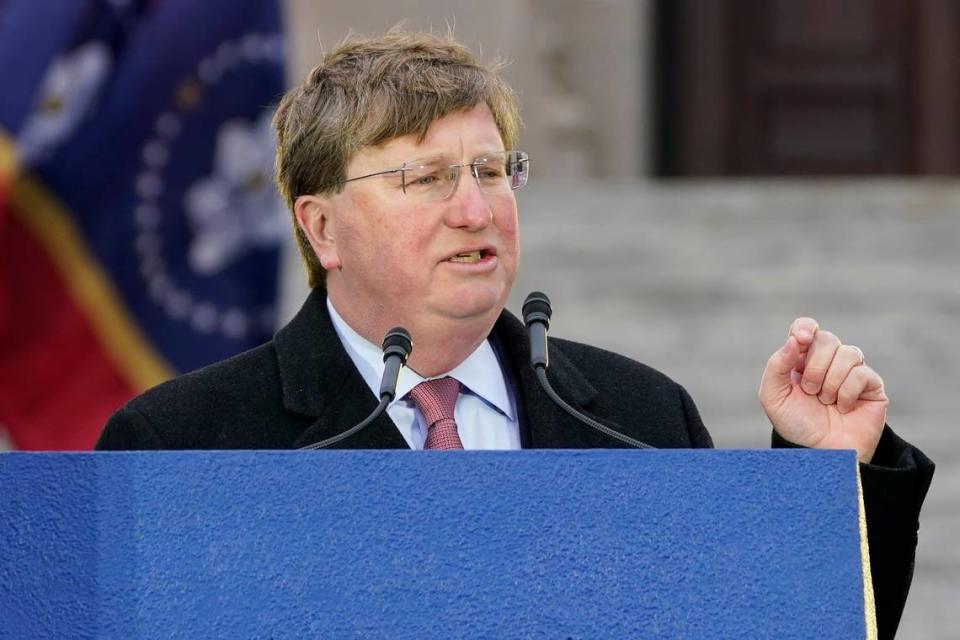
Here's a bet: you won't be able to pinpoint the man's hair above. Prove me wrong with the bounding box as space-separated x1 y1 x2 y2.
272 27 521 288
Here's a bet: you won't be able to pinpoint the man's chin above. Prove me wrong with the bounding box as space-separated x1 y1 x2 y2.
431 288 510 323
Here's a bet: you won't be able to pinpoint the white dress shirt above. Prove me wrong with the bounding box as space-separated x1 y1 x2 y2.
327 299 521 450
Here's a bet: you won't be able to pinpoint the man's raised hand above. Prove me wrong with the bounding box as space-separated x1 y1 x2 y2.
759 317 888 463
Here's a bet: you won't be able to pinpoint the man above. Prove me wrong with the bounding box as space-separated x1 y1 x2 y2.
97 29 933 638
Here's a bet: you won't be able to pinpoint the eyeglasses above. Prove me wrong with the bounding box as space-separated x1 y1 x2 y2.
337 150 530 201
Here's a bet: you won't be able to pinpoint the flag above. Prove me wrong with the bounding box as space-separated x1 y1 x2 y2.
0 0 287 449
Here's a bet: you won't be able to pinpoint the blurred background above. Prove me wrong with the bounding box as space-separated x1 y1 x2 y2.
0 1 955 637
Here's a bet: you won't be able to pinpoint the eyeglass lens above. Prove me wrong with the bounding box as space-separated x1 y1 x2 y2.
401 151 528 201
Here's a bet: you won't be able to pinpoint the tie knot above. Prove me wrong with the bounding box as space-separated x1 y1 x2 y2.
407 377 460 427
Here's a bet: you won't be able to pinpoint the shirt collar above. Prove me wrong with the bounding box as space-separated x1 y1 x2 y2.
326 298 514 419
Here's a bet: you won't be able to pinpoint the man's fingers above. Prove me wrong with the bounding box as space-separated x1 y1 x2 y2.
789 317 819 347
837 365 887 414
817 344 865 405
789 352 806 385
800 330 841 395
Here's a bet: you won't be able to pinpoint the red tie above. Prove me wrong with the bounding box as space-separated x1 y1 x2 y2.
407 377 463 450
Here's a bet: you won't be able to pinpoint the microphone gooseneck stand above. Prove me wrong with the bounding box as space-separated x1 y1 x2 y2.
523 291 654 450
300 326 412 450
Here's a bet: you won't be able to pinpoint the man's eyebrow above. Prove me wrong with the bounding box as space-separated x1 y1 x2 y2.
471 149 507 160
398 149 507 165
398 153 447 166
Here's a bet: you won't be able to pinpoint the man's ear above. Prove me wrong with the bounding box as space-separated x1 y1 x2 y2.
294 194 341 271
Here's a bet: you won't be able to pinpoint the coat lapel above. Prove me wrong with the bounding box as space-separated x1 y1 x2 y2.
491 311 634 449
275 289 408 450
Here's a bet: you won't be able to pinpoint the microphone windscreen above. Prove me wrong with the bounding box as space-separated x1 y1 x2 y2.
382 327 413 360
522 291 552 327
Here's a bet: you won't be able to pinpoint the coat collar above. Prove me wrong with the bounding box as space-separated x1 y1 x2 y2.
275 288 626 449
489 310 628 449
275 288 407 449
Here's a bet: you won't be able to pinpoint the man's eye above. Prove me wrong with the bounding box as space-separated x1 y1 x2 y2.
413 174 439 186
477 166 504 179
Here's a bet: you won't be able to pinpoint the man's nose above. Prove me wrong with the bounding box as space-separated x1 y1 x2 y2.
444 168 493 230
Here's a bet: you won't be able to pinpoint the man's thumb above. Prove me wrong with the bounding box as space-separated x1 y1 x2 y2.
759 335 802 406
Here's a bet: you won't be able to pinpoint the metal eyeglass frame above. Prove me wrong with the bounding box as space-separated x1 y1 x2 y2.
335 150 530 197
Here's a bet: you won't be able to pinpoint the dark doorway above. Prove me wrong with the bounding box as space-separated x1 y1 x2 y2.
656 0 960 176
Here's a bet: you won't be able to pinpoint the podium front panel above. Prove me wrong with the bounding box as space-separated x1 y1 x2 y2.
0 449 869 639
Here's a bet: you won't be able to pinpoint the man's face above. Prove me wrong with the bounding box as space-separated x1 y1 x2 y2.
315 104 520 340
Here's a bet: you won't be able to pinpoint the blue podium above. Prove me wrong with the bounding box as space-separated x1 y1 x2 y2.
1 450 875 639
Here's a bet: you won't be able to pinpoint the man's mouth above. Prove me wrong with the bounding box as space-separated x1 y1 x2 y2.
448 250 483 264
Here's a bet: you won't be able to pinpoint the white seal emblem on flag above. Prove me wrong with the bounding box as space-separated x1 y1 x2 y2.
184 111 287 276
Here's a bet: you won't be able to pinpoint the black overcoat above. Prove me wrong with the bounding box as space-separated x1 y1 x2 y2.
97 288 934 639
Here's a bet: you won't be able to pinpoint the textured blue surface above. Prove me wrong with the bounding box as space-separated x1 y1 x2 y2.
0 450 865 639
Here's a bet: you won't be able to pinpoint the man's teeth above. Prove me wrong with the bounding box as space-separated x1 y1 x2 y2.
449 251 482 263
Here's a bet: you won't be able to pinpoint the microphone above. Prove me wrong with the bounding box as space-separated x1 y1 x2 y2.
523 291 551 369
301 326 413 450
522 292 653 449
379 327 413 401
